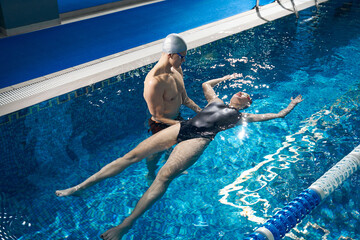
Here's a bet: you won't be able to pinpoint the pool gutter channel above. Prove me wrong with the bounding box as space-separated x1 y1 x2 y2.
60 0 166 24
0 0 327 117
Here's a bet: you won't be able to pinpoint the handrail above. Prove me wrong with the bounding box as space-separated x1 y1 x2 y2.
290 0 299 18
245 144 360 240
315 0 319 10
275 0 299 18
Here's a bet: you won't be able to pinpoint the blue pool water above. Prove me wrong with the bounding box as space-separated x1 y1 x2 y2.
1 0 360 239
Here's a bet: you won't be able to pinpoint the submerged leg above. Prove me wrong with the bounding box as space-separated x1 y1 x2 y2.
55 124 181 197
145 151 163 184
100 137 211 240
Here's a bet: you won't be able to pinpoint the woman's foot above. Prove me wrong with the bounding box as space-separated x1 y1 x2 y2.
100 222 132 240
55 186 81 197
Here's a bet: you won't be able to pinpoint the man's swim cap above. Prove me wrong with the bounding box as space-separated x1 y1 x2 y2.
162 33 187 53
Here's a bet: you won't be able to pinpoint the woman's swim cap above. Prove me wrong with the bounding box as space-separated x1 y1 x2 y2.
162 33 187 53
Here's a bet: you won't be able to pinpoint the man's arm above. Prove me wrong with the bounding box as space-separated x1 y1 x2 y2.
202 74 241 103
143 78 180 125
243 95 303 123
174 66 202 113
182 94 202 113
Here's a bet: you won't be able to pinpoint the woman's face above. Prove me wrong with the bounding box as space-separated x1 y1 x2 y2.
230 92 252 110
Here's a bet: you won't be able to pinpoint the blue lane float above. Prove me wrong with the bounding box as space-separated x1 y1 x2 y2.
245 144 360 240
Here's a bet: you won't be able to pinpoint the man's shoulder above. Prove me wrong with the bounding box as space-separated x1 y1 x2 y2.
145 74 168 84
145 74 172 92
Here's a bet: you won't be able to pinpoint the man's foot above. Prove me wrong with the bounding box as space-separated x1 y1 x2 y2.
55 186 81 197
100 223 132 240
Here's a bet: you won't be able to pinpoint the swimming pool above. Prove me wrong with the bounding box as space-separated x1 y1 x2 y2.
1 0 360 239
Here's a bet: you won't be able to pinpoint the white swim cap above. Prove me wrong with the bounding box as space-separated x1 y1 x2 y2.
162 33 187 54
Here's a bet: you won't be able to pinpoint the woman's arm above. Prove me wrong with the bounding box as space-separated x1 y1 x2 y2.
243 95 303 123
202 74 241 103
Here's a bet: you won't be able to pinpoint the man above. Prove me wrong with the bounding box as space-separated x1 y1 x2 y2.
56 75 303 240
143 33 202 180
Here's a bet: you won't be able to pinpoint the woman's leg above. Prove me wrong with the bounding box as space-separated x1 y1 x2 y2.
55 124 181 197
100 137 211 240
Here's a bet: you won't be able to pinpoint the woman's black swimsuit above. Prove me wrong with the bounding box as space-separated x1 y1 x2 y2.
177 101 242 142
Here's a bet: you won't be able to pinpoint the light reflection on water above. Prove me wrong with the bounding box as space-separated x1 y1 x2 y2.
218 85 360 238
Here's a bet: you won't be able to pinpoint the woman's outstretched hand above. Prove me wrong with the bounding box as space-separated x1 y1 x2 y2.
291 95 303 104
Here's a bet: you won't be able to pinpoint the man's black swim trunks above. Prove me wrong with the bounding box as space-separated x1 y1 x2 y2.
148 115 183 134
177 101 242 142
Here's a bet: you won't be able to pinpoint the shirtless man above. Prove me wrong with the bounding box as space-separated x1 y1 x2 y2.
144 33 201 180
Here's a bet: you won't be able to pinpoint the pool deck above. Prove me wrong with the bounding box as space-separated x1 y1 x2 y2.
0 0 327 117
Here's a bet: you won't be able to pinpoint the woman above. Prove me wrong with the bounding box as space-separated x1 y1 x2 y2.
56 75 303 240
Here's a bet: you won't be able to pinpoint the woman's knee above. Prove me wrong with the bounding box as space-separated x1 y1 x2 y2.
121 152 142 164
156 167 179 183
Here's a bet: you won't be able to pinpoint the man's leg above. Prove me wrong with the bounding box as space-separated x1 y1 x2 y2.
100 137 211 240
146 119 171 181
145 152 163 183
55 124 181 197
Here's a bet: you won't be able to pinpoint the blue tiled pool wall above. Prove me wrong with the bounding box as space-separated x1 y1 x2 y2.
0 64 155 127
